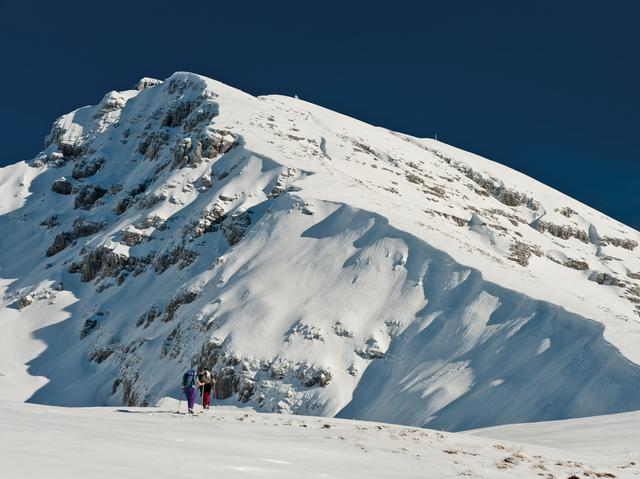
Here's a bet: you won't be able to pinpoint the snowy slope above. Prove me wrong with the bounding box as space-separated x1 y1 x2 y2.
468 409 640 459
0 400 635 479
1 72 640 431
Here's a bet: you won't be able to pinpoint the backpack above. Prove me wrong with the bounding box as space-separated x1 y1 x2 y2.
183 368 197 389
199 369 212 384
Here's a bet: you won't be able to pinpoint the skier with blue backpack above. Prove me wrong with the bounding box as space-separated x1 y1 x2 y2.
181 368 204 414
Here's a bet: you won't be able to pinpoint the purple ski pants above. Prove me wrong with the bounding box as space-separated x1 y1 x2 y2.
185 387 197 411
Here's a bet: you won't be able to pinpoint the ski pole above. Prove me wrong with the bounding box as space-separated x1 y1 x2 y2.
177 388 183 413
213 380 217 407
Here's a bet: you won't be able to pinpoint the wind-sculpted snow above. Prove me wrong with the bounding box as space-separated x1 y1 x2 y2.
1 72 640 432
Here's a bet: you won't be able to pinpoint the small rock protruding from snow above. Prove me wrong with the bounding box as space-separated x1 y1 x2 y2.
135 77 162 91
51 177 73 195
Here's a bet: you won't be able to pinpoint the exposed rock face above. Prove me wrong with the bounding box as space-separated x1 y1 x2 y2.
153 246 197 274
18 294 34 310
590 272 626 288
135 77 162 90
563 259 589 271
89 347 114 364
46 219 104 257
121 230 146 246
222 211 252 246
114 181 152 215
171 129 236 169
72 158 104 179
559 206 577 217
162 101 199 128
68 246 129 282
434 150 540 210
46 233 70 257
137 306 160 329
74 185 107 210
356 339 386 360
535 221 589 243
269 167 301 198
94 91 126 118
184 204 226 240
137 131 169 161
51 177 73 195
286 322 324 342
508 241 543 267
298 365 333 387
601 236 638 251
162 290 199 322
80 317 99 339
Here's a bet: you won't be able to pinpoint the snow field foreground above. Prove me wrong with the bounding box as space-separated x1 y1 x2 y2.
468 409 640 459
0 400 635 479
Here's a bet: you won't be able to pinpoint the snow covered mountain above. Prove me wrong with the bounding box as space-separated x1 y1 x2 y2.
1 72 640 431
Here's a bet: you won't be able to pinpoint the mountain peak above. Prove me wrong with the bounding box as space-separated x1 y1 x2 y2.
1 72 640 430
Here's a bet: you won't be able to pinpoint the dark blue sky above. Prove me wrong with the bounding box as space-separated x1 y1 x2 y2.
1 1 638 228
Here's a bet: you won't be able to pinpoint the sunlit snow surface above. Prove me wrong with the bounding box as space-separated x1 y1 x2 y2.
0 399 637 479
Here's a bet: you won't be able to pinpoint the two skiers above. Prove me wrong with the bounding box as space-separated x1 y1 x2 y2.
181 367 215 413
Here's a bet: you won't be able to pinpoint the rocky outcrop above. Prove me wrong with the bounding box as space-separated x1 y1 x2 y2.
535 221 589 243
46 219 104 257
153 246 197 274
433 150 540 210
135 77 162 90
184 204 226 241
559 206 577 218
114 181 152 215
72 158 104 179
297 365 333 387
162 290 199 322
563 259 589 271
80 317 99 339
136 306 160 329
18 294 34 310
74 185 107 210
137 131 169 161
286 322 324 342
68 246 129 282
222 211 252 246
508 241 543 267
171 129 236 169
333 322 354 338
51 177 73 195
183 104 219 133
356 339 386 360
44 121 85 159
92 91 126 122
89 346 115 364
120 230 147 246
162 101 199 128
269 167 301 198
600 236 638 251
589 272 626 288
